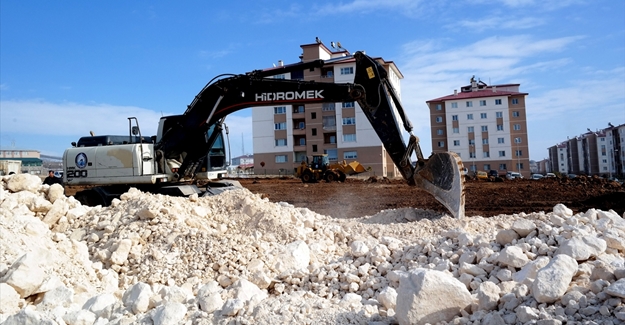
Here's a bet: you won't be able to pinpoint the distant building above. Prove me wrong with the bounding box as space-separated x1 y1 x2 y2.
0 149 43 167
548 123 625 177
232 154 254 173
427 78 530 177
251 40 402 177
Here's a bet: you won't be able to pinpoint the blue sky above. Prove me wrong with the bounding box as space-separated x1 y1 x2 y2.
1 0 624 161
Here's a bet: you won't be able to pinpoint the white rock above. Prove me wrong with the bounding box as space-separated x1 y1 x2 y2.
477 281 501 311
606 278 625 298
459 262 487 276
231 278 267 303
339 292 363 309
40 285 74 310
1 253 46 298
122 282 153 314
198 292 224 313
350 240 369 257
42 198 70 226
396 268 472 325
512 219 536 237
513 256 550 285
2 308 56 325
0 282 21 314
82 293 117 318
63 309 97 325
109 239 133 265
553 204 573 218
152 302 187 325
6 173 42 193
377 287 397 310
532 254 578 303
604 229 625 250
274 240 310 272
495 229 519 245
497 246 529 268
221 299 244 316
47 183 65 203
556 236 607 261
515 305 539 323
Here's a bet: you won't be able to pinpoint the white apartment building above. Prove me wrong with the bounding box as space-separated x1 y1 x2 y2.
427 78 530 177
252 41 403 177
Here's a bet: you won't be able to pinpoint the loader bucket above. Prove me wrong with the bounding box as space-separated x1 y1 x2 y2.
412 152 465 219
345 161 367 175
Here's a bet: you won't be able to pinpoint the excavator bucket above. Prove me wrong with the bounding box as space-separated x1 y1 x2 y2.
411 152 465 219
344 161 366 175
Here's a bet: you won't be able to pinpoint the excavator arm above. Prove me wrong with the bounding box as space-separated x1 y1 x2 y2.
156 51 465 218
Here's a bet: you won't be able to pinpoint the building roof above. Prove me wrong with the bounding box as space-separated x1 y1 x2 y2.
427 88 528 102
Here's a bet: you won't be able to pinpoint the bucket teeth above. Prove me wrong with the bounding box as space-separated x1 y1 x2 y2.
412 152 465 219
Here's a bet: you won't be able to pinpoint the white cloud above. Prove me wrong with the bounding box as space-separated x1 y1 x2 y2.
0 99 173 137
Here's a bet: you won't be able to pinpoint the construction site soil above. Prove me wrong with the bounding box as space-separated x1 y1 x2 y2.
230 176 625 219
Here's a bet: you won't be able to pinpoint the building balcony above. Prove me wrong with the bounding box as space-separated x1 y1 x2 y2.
292 128 306 135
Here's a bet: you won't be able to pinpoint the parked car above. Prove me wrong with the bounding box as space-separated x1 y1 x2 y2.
545 173 556 178
531 174 544 180
476 171 488 181
506 171 523 180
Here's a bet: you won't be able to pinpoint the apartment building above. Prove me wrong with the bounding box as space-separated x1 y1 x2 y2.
548 123 625 177
427 78 530 177
252 41 403 177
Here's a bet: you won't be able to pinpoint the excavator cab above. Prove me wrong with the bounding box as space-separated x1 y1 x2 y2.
310 154 329 171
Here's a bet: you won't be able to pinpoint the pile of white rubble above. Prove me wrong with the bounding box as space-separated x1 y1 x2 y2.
1 173 624 325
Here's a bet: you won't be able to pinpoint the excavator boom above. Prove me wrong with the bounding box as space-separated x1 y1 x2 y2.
156 51 465 218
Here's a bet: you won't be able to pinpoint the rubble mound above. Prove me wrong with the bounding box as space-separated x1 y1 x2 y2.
1 173 624 324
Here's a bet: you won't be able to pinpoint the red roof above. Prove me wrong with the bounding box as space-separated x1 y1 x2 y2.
427 89 527 102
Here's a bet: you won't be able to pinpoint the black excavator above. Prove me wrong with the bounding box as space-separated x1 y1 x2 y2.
64 51 465 218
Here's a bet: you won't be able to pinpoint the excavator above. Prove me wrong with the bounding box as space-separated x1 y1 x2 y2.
63 51 465 218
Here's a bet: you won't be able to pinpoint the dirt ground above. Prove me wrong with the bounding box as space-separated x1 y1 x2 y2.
231 176 625 219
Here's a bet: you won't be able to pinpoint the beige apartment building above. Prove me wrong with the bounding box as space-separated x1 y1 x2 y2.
252 41 403 177
427 79 530 177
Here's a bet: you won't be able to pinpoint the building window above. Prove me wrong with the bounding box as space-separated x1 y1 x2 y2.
323 116 336 129
451 102 458 108
312 144 318 152
495 99 502 105
499 150 506 157
312 128 317 136
512 111 520 117
275 155 287 163
602 159 607 163
438 141 445 148
467 114 473 120
480 113 487 119
299 138 306 146
469 152 476 158
516 163 524 170
481 125 488 132
466 101 473 107
325 149 338 161
515 150 523 156
436 116 443 123
482 138 489 145
275 139 287 146
497 124 504 131
499 164 507 170
343 134 356 142
497 137 504 144
453 127 459 133
436 104 442 111
273 74 285 79
496 112 503 118
514 137 522 143
344 151 357 159
342 117 356 125
483 151 490 158
468 126 474 133
311 112 317 119
274 122 286 130
297 121 305 129
452 115 458 121
512 98 519 105
328 135 336 144
480 100 486 106
342 102 355 108
601 145 606 156
437 129 444 135
294 105 305 113
340 67 354 75
322 103 335 111
484 164 491 170
468 139 475 145
453 140 460 146
513 124 521 130
274 106 286 114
